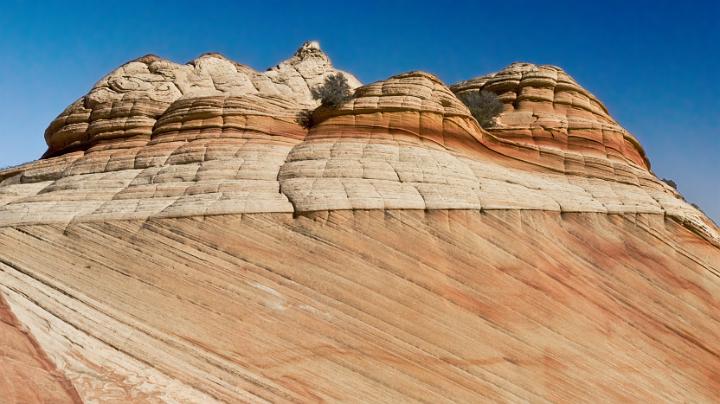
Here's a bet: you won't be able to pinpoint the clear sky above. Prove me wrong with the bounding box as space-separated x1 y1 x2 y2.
1 0 717 222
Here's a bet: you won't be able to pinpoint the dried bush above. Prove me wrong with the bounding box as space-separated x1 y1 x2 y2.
457 90 504 128
661 178 678 190
311 73 352 107
296 109 313 129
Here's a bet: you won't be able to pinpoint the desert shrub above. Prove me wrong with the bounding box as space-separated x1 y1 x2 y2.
690 202 712 219
311 73 352 107
296 109 313 129
661 178 678 190
457 90 504 128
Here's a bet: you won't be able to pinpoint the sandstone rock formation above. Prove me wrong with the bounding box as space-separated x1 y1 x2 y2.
0 42 718 403
42 41 360 158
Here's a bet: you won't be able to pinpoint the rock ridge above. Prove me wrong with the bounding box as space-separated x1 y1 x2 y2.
2 45 716 245
42 41 360 158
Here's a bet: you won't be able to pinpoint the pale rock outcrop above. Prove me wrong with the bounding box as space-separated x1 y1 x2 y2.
1 41 719 403
265 40 363 107
43 41 359 157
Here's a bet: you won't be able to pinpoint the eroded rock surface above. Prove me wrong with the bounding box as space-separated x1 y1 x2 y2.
1 41 719 403
43 41 359 158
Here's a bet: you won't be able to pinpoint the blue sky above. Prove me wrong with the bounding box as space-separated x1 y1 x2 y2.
1 0 717 222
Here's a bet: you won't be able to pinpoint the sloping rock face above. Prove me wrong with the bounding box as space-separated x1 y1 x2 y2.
1 212 719 402
0 42 719 403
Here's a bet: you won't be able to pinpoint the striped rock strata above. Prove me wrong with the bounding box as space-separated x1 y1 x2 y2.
0 42 719 402
1 67 716 246
450 62 649 169
0 293 81 403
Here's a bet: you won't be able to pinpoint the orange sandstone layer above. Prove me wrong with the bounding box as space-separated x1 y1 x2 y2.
0 292 81 403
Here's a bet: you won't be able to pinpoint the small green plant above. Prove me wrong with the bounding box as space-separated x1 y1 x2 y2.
457 90 504 128
311 73 352 107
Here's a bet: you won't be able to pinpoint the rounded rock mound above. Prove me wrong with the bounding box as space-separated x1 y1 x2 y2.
43 42 360 158
310 71 486 154
451 62 649 170
279 71 500 211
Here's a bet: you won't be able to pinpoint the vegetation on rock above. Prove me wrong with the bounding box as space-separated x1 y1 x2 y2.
457 90 504 128
662 178 678 190
311 73 352 107
295 109 313 129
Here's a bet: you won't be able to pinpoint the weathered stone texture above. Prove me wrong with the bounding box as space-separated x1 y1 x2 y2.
0 41 719 403
2 61 715 246
1 212 719 402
